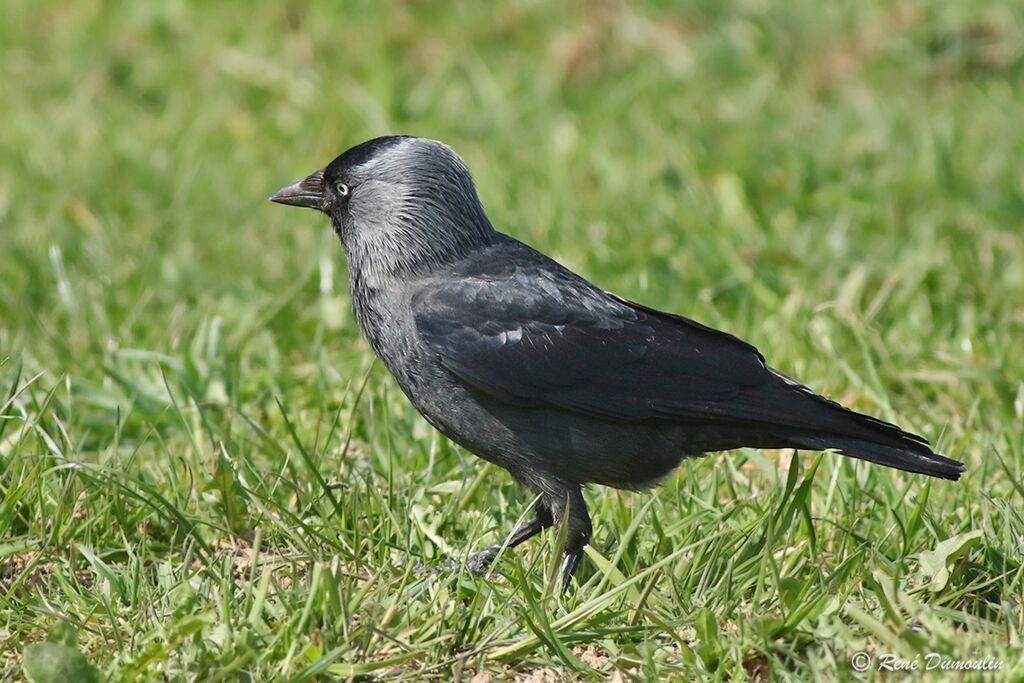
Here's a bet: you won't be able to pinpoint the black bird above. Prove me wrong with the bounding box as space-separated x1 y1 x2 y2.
271 136 964 590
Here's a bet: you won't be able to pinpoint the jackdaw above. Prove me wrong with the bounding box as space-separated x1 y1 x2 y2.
271 135 964 590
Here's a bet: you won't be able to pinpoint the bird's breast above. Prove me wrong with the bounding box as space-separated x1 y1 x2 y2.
348 273 429 385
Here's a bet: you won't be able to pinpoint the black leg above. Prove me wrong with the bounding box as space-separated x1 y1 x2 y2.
551 487 592 592
466 503 553 574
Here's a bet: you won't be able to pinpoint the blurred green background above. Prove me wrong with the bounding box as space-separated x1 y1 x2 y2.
2 1 1022 680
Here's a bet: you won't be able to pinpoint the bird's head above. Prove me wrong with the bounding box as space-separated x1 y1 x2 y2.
271 136 494 278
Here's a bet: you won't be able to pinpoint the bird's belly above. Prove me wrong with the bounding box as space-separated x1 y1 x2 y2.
364 325 687 491
397 373 687 490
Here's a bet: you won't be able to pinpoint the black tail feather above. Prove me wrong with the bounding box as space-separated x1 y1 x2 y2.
788 432 964 480
765 370 964 480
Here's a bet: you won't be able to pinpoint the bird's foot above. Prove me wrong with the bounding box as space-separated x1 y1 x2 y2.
407 545 503 577
560 548 584 593
465 544 503 574
408 557 457 575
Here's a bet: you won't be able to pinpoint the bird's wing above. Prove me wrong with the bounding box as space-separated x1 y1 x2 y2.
413 253 785 424
413 243 964 481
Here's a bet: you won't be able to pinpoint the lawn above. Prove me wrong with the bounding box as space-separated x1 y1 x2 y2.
2 1 1023 680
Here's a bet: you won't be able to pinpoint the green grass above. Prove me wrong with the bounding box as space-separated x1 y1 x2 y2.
2 1 1023 680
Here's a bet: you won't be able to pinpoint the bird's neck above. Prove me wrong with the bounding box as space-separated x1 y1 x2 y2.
347 262 395 358
333 215 494 285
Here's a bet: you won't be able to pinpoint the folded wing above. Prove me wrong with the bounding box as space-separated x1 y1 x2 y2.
413 245 963 480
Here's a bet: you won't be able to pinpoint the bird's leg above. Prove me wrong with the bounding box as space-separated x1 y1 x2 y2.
465 503 553 574
551 487 592 592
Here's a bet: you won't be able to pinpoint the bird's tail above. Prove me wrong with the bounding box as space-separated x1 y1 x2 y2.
786 430 964 480
768 371 964 480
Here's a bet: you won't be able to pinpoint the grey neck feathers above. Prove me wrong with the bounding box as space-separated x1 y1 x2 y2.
335 177 495 285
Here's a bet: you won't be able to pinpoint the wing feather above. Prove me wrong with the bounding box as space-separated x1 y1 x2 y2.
413 252 774 422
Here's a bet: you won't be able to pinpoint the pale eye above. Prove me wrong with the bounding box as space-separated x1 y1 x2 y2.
335 181 350 197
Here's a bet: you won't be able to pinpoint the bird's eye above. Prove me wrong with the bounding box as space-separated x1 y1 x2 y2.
335 181 350 197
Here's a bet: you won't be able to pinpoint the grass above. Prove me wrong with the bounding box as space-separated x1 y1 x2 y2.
2 0 1023 680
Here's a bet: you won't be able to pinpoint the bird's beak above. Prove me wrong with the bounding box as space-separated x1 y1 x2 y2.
269 169 325 210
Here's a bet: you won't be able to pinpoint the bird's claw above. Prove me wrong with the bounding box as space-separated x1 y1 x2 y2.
561 548 584 593
466 544 503 574
407 545 503 578
408 557 458 575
